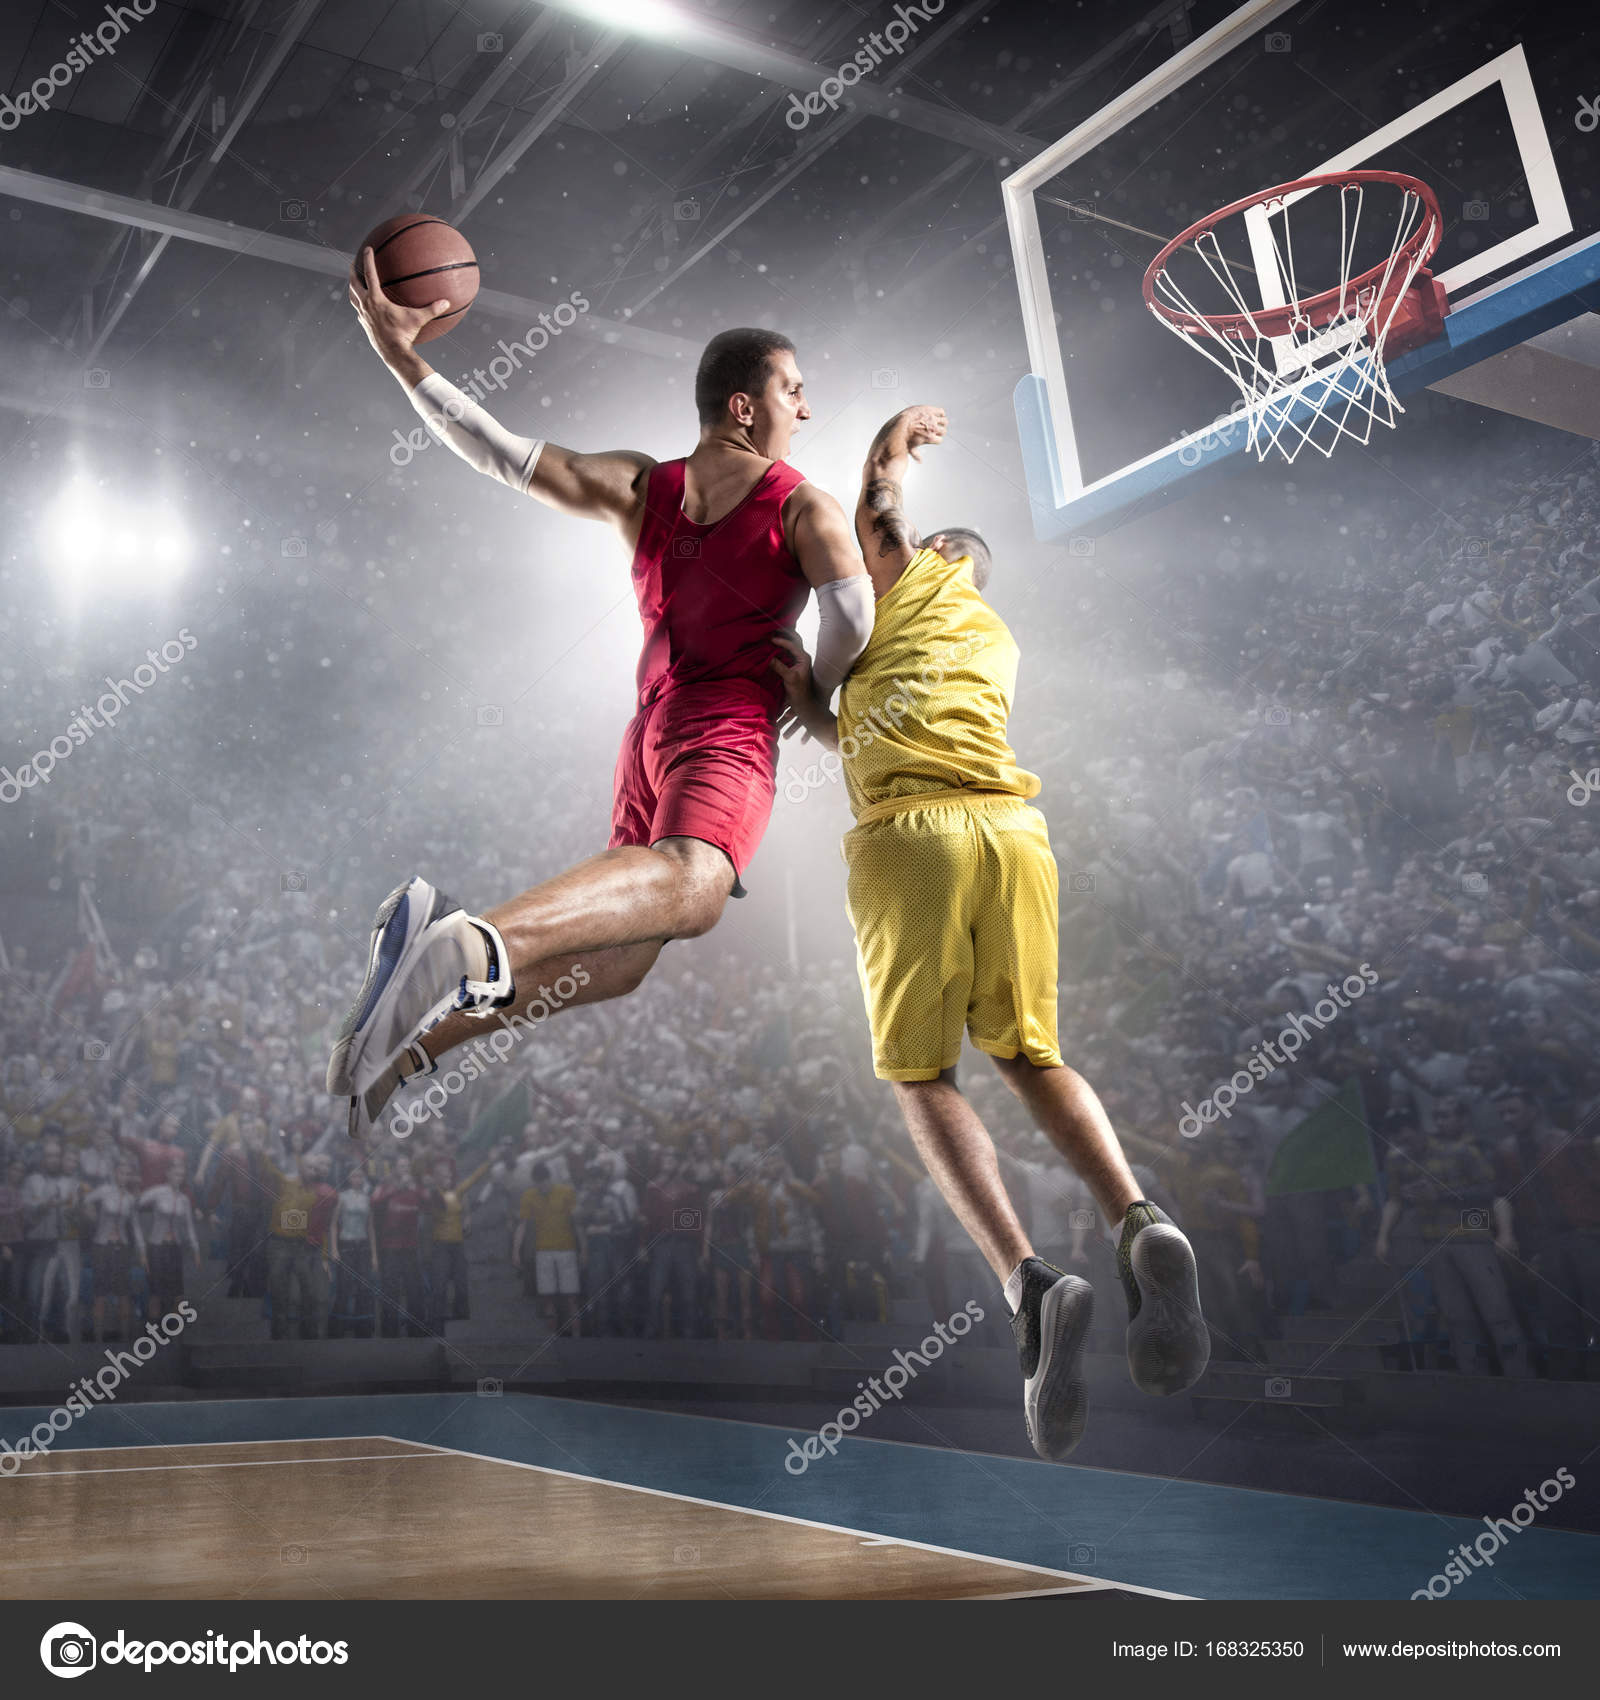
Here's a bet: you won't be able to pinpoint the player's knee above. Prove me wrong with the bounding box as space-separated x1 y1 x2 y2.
651 838 734 937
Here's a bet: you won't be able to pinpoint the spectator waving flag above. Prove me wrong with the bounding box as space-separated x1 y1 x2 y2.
461 1080 531 1159
1265 1080 1378 1196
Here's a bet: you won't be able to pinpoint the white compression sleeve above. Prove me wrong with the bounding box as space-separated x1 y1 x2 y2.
810 574 876 696
409 372 545 493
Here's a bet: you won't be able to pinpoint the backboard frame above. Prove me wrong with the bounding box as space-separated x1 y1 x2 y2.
1004 0 1600 540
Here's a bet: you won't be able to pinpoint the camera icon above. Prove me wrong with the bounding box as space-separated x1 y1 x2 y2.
1265 1376 1292 1398
281 537 307 558
477 32 503 52
280 1208 307 1232
280 1544 306 1565
674 199 701 222
1065 199 1095 221
1265 705 1291 727
279 198 308 222
1069 1209 1096 1231
674 1544 700 1564
870 367 898 389
1463 200 1490 222
1068 1542 1096 1566
1264 31 1291 52
1069 871 1096 894
478 1377 503 1397
1462 1208 1490 1231
82 1040 108 1061
280 870 307 893
1068 536 1095 558
672 537 701 558
1462 872 1488 896
674 1208 702 1232
1465 537 1488 557
41 1624 97 1676
83 367 111 390
477 704 504 727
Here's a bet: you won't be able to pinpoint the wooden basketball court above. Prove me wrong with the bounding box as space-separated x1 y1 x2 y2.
4 1391 1595 1599
0 1434 1136 1601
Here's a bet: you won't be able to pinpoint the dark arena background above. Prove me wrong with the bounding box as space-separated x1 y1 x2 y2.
2 0 1600 1659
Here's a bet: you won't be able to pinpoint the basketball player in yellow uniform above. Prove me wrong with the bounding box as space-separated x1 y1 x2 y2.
773 404 1209 1459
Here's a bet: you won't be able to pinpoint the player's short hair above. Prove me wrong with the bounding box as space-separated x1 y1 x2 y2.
695 328 797 425
928 526 993 589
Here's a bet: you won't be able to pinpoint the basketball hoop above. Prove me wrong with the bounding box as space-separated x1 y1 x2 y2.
1142 170 1446 464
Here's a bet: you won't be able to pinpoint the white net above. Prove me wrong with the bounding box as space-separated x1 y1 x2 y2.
1148 178 1439 464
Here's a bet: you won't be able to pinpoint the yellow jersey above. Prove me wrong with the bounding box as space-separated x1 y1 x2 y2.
837 547 1040 818
518 1184 577 1251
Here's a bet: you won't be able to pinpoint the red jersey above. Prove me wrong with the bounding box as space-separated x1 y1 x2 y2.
629 458 810 712
127 1135 184 1192
372 1184 426 1251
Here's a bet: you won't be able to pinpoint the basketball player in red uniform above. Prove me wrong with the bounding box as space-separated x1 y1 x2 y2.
330 249 874 1139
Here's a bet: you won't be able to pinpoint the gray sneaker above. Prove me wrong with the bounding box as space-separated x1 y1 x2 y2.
326 876 510 1101
1117 1202 1211 1396
1011 1256 1095 1461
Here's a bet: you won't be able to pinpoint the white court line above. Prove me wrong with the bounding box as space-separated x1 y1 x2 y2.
1 1439 450 1481
374 1434 1196 1601
0 1433 403 1454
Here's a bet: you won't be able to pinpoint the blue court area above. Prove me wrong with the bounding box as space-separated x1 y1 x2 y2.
5 1390 1597 1600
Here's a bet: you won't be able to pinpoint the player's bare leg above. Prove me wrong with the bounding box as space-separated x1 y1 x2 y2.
891 1073 1032 1280
891 1067 1092 1461
992 1052 1210 1398
418 941 663 1063
482 837 733 979
988 1056 1141 1224
330 837 733 1138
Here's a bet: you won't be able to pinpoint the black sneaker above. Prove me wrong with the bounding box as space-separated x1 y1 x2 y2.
1010 1256 1095 1461
1116 1201 1211 1396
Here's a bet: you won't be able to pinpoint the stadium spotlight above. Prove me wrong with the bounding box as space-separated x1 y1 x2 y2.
565 0 684 38
41 478 192 601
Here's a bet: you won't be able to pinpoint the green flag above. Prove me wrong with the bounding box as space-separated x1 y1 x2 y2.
1265 1078 1377 1196
461 1079 530 1159
1116 971 1171 1037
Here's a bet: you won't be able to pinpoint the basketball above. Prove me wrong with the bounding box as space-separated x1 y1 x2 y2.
357 214 479 343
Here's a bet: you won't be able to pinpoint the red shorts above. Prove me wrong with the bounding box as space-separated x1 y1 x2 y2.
609 680 778 889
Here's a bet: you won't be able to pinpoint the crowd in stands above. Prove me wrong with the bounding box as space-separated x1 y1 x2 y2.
2 419 1599 1382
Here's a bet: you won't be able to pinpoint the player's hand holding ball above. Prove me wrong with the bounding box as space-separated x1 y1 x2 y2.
348 214 479 364
348 244 452 364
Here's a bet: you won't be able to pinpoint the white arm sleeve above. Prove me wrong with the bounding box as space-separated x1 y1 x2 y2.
409 373 545 493
810 574 875 696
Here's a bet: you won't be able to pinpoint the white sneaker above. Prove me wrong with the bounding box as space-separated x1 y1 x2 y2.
326 876 510 1103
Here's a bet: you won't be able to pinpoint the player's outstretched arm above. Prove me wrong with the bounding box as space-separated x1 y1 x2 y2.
348 245 653 541
855 404 947 580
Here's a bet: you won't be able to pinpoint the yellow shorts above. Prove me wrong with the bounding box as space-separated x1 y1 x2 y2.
842 792 1062 1081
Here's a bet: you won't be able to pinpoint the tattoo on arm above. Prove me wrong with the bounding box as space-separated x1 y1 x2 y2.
863 476 915 560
